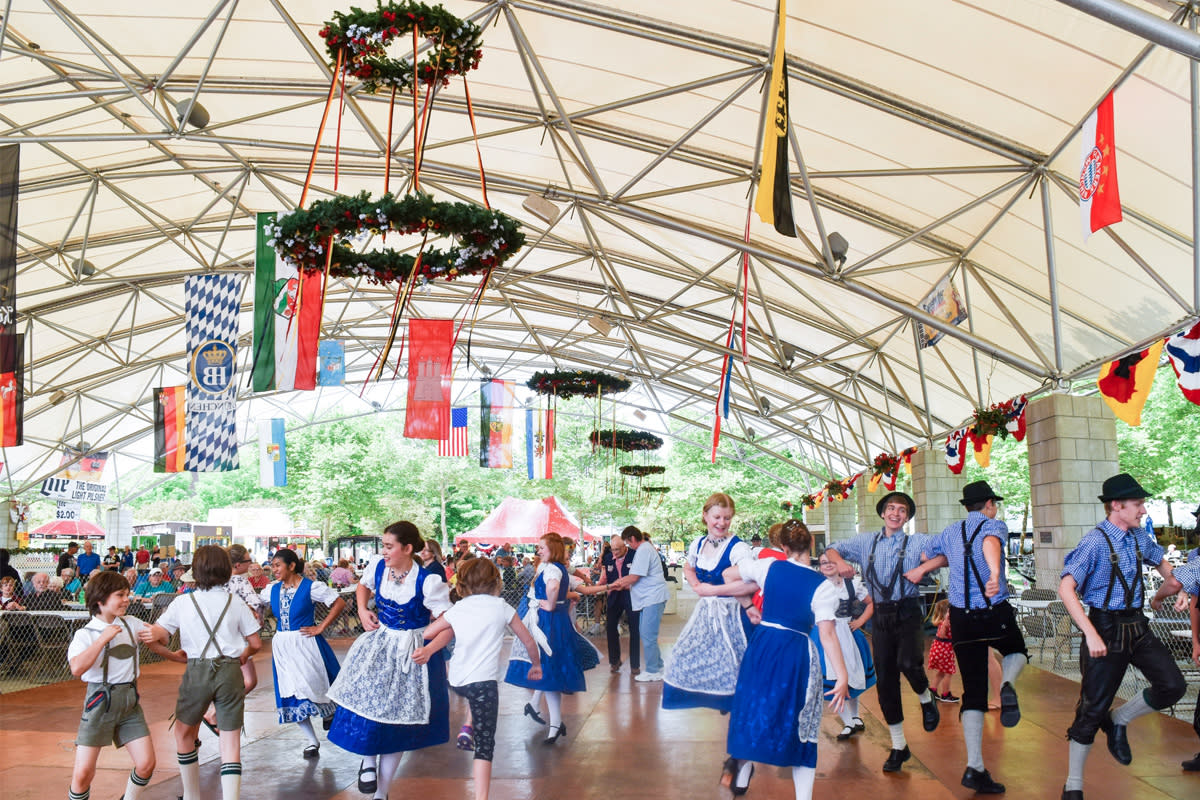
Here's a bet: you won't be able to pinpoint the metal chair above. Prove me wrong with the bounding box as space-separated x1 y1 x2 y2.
1048 601 1083 671
1 612 38 679
1017 588 1057 657
33 615 72 684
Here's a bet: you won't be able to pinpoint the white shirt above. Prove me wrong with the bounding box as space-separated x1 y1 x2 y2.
443 594 517 686
68 615 147 684
362 555 452 617
628 542 669 611
738 559 838 624
156 588 260 659
686 536 753 572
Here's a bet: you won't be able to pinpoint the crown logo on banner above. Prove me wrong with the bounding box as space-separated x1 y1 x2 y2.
201 344 228 365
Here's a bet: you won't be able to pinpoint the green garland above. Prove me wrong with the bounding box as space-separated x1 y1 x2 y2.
268 191 524 286
589 429 663 452
526 369 631 400
319 2 484 94
642 486 671 494
618 465 666 477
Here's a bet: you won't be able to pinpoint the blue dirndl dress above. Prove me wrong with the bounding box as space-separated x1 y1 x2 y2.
504 562 587 693
663 535 749 712
727 559 826 768
268 578 341 724
327 561 449 755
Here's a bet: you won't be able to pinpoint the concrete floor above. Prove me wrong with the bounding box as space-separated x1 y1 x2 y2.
1 615 1198 800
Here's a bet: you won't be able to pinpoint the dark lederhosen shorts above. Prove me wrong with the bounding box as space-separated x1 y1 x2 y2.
76 681 149 748
175 657 245 730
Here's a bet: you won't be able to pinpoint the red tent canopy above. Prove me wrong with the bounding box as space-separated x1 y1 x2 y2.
30 519 106 540
459 497 599 544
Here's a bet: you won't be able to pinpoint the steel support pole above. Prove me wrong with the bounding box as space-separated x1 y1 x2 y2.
1192 12 1200 312
1040 177 1065 374
1056 0 1200 60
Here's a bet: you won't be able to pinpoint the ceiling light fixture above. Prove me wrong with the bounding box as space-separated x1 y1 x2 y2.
827 231 849 268
48 390 68 406
522 193 560 224
587 314 612 336
175 99 210 129
633 409 646 422
73 258 96 278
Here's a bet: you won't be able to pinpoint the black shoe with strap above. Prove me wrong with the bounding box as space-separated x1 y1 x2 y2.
921 698 940 731
999 681 1020 727
882 746 910 773
961 767 1005 794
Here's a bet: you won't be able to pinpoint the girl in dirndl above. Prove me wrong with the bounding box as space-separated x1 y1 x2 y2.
327 521 451 800
260 548 345 757
816 551 877 740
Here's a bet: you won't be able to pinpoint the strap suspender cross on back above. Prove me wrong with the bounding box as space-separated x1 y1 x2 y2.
961 520 991 609
189 592 232 659
1097 527 1144 611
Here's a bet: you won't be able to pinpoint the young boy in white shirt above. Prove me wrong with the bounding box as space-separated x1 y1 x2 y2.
67 570 184 800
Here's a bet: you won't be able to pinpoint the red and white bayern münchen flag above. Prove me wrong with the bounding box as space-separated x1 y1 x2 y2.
1079 91 1122 240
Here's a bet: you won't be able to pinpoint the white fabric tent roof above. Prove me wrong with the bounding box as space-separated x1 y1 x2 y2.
2 0 1198 498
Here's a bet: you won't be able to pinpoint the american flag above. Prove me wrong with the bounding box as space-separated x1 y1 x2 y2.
438 407 469 457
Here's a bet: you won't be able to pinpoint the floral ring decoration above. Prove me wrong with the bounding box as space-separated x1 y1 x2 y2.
319 1 484 94
618 465 666 478
589 429 664 452
526 369 631 400
269 191 524 286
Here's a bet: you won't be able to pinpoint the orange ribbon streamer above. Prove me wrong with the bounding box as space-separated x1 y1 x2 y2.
300 48 344 209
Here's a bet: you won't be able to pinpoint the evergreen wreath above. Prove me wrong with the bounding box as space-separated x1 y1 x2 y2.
319 2 484 94
526 369 631 400
268 191 524 285
589 429 663 452
618 465 666 478
642 486 671 494
970 404 1010 440
799 494 818 510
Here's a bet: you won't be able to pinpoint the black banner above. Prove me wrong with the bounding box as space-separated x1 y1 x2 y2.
0 145 16 344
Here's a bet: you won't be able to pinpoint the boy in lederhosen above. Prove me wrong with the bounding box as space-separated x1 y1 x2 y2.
1058 474 1186 800
823 491 943 774
139 545 261 800
910 480 1029 795
67 570 183 800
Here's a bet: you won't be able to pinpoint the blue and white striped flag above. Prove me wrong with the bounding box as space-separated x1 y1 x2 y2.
185 274 243 471
258 418 286 487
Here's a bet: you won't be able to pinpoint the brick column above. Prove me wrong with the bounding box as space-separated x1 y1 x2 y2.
824 494 858 544
911 447 961 537
1026 394 1118 586
857 482 880 532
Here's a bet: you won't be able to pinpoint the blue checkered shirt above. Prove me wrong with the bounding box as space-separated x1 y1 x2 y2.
1174 559 1200 597
926 511 1010 610
1060 520 1165 611
830 528 935 603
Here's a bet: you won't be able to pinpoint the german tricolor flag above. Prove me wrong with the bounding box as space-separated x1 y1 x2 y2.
1097 340 1163 427
153 386 186 472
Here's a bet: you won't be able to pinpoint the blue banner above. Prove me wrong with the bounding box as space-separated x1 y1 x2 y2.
185 274 243 471
318 339 345 386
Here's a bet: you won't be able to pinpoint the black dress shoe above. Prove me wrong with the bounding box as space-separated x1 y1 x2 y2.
524 702 546 725
730 762 754 796
543 723 567 745
1061 788 1083 800
1183 752 1200 771
1100 713 1132 765
961 767 1006 794
358 763 378 794
999 681 1020 727
322 714 333 731
921 698 940 731
302 744 320 758
882 746 910 773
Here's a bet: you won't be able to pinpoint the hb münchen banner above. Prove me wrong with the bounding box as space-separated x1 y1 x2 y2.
185 275 243 471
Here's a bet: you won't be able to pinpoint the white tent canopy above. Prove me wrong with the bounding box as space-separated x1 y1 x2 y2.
1 0 1198 498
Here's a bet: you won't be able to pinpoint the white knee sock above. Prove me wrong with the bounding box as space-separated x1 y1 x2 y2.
735 759 754 789
1112 692 1153 726
846 696 859 720
530 690 543 708
545 691 563 729
838 705 856 726
296 717 320 748
888 722 906 749
374 752 402 800
123 768 151 800
791 766 816 800
1065 740 1091 791
962 710 985 771
917 689 933 704
219 762 241 800
177 749 201 800
1001 652 1026 686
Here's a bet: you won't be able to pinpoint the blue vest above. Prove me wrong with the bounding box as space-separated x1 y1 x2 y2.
373 559 431 630
270 578 315 632
694 536 741 585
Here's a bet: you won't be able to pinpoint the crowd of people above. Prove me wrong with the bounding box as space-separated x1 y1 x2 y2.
4 471 1195 800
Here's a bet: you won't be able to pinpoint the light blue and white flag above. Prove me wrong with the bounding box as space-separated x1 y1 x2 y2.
258 418 286 487
318 339 345 386
185 274 243 471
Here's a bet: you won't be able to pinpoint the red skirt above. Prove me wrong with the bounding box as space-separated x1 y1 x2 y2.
928 638 956 674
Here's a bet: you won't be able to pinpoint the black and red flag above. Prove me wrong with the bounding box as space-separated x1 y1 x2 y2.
0 145 21 447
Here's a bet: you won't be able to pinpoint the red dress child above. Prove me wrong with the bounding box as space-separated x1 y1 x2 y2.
927 616 956 674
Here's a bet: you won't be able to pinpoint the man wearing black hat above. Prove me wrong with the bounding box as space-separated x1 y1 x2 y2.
910 479 1027 794
1056 473 1186 800
822 490 944 774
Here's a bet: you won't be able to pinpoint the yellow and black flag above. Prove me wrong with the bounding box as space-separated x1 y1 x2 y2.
755 0 796 237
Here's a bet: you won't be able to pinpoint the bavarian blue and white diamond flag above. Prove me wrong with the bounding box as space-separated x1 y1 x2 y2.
185 274 244 471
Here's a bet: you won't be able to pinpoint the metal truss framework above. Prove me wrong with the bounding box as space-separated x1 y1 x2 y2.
0 0 1198 501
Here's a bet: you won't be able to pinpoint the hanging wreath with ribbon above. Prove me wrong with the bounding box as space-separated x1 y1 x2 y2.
526 369 631 400
269 191 524 285
319 1 484 94
590 429 664 452
825 478 851 502
618 465 666 478
799 494 818 510
641 486 671 494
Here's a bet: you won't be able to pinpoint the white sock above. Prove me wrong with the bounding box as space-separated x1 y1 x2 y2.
545 691 563 729
838 705 856 726
296 717 320 748
791 766 816 800
962 710 985 771
1001 652 1026 686
374 752 402 800
123 768 151 800
361 755 377 774
219 762 241 800
1112 692 1154 726
846 697 859 720
735 759 754 789
888 722 906 750
530 690 543 708
177 749 201 800
1065 739 1091 791
917 689 933 704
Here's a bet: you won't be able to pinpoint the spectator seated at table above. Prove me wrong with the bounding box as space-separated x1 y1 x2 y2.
328 559 355 588
133 568 174 597
24 572 68 610
60 568 82 599
0 576 25 610
166 562 188 589
247 562 269 590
